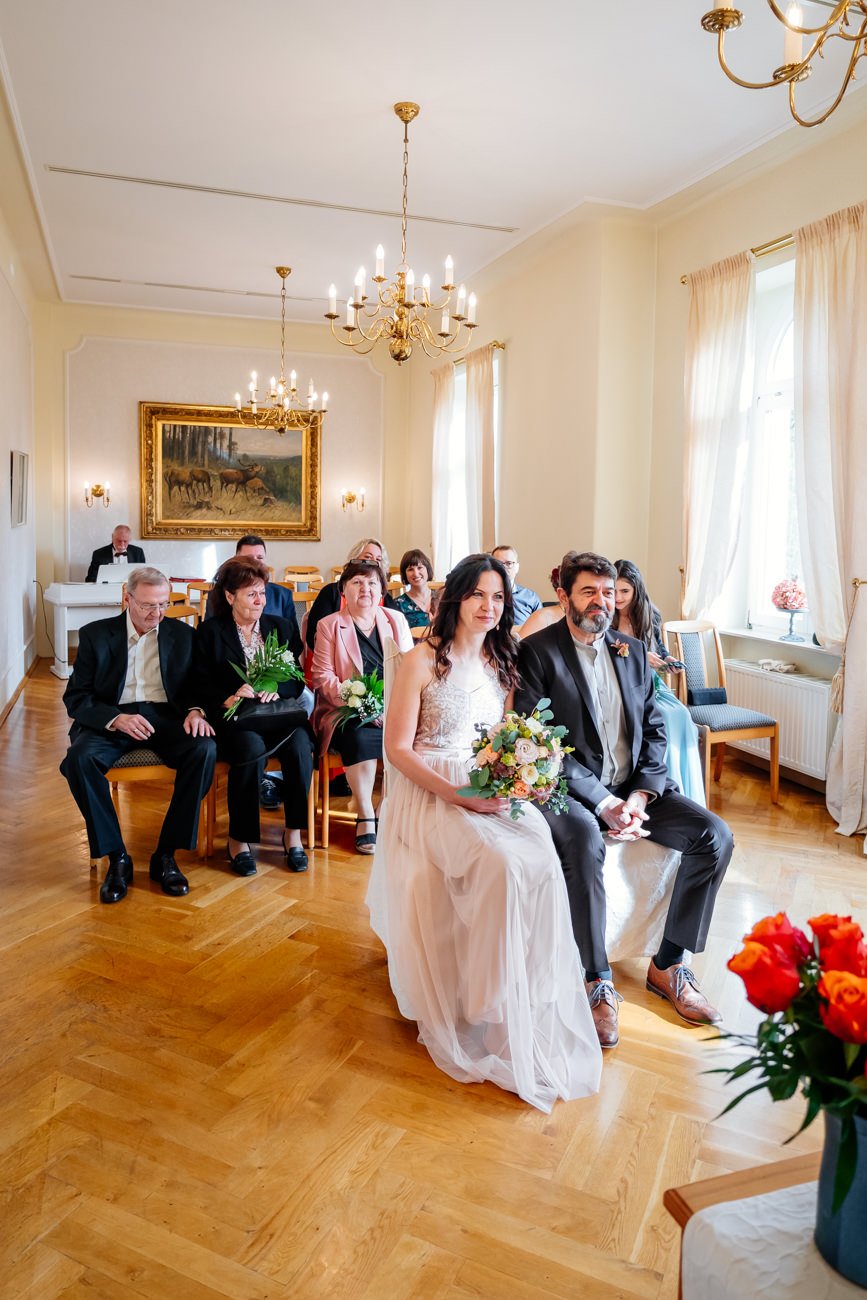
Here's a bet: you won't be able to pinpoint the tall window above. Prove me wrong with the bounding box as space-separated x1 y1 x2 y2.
434 352 501 575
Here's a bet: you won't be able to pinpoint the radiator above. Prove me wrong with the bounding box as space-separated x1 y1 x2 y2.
723 659 835 780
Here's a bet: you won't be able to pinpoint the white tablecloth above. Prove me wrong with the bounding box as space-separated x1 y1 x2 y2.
682 1181 863 1298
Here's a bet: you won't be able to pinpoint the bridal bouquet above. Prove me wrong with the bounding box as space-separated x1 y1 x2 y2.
334 672 384 729
717 911 867 1210
224 629 304 720
772 578 808 611
458 697 573 820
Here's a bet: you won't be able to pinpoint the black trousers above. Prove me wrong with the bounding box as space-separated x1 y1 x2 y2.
60 703 217 859
541 788 734 974
216 723 314 843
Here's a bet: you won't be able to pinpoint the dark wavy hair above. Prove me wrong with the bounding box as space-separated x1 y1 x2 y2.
429 553 518 689
338 559 387 596
612 558 654 648
558 550 616 596
399 547 434 584
210 555 270 619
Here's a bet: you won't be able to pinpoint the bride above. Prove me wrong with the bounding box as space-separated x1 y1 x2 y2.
366 554 602 1112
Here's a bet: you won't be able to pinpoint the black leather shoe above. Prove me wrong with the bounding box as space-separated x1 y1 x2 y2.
260 776 283 810
227 844 257 876
100 853 133 904
148 851 190 896
282 837 308 873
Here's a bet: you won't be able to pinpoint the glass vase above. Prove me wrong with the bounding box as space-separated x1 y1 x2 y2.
779 609 806 643
814 1109 867 1287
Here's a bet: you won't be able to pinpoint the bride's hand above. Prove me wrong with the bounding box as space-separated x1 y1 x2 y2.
457 793 510 816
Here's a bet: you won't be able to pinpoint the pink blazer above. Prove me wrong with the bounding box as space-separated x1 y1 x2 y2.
311 605 413 754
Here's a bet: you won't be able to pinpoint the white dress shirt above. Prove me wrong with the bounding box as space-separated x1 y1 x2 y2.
118 611 168 705
570 632 631 790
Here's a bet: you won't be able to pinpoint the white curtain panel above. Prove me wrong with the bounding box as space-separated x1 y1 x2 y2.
430 361 455 578
683 253 755 619
794 201 867 844
465 343 498 553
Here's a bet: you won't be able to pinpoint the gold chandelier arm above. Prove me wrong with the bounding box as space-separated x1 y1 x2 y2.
716 29 820 86
789 36 865 125
765 0 853 36
411 316 477 358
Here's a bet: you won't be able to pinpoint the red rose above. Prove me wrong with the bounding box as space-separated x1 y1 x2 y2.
818 971 867 1044
818 920 867 978
745 912 811 965
809 913 851 946
728 940 802 1014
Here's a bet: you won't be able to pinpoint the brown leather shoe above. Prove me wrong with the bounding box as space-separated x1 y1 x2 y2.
645 961 721 1025
585 979 622 1049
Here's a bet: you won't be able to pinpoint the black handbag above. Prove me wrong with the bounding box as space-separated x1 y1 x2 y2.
231 698 308 732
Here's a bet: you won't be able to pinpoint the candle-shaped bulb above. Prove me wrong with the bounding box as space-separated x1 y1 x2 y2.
785 3 803 62
290 369 297 392
328 284 337 314
322 391 329 409
440 307 450 335
308 377 315 398
84 480 90 491
234 393 242 409
456 283 467 316
270 375 277 393
406 269 415 302
251 370 257 383
346 300 356 328
422 273 431 303
467 292 477 325
375 244 385 278
444 255 454 286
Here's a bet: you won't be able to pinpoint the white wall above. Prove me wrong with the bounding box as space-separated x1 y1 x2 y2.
0 210 36 711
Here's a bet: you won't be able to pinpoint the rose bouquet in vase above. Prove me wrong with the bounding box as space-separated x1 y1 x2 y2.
457 698 573 821
772 577 808 643
719 912 867 1284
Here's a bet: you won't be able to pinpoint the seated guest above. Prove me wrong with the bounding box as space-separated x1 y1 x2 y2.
613 558 705 806
305 538 399 651
516 562 571 639
311 561 413 853
60 566 216 903
491 544 541 627
194 556 314 876
85 525 146 582
394 548 438 637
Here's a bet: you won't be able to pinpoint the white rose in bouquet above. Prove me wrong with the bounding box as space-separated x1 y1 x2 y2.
350 680 367 696
519 764 539 785
514 738 539 764
347 695 362 709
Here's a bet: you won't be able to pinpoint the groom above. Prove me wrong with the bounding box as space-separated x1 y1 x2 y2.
515 551 733 1049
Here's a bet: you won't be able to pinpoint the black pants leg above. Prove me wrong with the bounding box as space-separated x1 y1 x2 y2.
217 724 313 842
61 730 138 858
540 796 609 972
278 728 314 830
640 790 734 955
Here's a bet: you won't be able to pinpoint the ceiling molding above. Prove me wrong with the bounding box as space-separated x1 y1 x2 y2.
68 273 322 302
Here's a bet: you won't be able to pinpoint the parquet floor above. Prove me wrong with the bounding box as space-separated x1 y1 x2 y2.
1 662 864 1299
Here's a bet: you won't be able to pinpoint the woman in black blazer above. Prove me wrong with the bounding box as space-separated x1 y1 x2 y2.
194 556 314 875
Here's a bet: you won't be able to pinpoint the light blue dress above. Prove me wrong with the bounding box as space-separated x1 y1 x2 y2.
654 676 706 806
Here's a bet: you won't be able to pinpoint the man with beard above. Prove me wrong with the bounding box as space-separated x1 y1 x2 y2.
515 551 732 1049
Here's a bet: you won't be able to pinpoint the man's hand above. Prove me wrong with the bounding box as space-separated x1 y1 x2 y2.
111 712 155 741
600 794 649 841
184 710 214 737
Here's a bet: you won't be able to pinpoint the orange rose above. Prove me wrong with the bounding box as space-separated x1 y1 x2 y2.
818 970 867 1044
810 913 851 945
745 912 811 966
728 940 802 1014
814 919 867 977
512 780 530 798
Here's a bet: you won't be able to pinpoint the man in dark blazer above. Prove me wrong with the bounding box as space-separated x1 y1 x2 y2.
61 566 216 904
516 551 733 1048
85 525 146 581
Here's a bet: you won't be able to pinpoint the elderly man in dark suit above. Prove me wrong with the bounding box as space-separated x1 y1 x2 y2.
516 551 733 1048
61 566 216 904
85 525 146 582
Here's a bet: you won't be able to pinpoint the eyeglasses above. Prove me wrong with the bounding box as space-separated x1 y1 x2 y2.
498 560 518 569
129 595 170 613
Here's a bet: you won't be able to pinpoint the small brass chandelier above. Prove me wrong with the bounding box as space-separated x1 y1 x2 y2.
325 102 479 364
234 266 328 434
701 2 867 128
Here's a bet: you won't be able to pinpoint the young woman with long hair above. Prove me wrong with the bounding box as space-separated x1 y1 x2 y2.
366 553 602 1112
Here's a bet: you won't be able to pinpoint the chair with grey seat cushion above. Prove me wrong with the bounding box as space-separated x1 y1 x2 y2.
662 620 779 804
103 747 207 858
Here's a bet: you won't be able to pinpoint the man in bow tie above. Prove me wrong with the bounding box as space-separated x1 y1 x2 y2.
515 551 733 1048
85 525 146 582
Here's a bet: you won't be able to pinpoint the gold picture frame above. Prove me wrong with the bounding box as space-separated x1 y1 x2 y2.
140 402 322 540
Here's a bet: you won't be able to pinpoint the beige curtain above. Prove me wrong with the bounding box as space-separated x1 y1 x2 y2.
794 201 867 845
465 342 498 552
430 361 455 578
683 254 755 618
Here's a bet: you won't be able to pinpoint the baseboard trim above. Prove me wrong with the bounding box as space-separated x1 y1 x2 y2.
0 651 39 731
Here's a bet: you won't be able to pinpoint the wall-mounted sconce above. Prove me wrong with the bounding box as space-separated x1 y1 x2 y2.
341 487 365 513
84 481 111 509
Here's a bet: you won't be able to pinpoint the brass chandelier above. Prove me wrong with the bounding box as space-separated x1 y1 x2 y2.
325 102 479 364
702 2 867 127
234 266 327 434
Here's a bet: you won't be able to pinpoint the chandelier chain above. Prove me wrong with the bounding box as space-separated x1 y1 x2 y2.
401 122 409 267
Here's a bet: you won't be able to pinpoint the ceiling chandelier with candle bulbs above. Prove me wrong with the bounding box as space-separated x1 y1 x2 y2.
701 1 867 128
234 266 328 434
325 103 479 365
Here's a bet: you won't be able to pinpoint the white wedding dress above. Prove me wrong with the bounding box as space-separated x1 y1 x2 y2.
366 667 602 1112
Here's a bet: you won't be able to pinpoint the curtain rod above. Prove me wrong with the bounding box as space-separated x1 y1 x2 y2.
680 233 794 285
453 339 506 366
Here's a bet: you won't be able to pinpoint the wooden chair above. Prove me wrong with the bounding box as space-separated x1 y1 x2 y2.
104 749 207 856
282 565 323 584
204 758 316 857
162 602 199 628
663 619 780 803
185 580 214 608
317 750 358 848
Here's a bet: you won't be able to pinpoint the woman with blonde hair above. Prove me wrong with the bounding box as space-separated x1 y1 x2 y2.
305 537 399 651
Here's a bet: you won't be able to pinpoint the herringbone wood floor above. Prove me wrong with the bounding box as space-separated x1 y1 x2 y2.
1 662 864 1299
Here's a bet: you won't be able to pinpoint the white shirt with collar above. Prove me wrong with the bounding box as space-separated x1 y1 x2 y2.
570 630 631 792
118 610 168 706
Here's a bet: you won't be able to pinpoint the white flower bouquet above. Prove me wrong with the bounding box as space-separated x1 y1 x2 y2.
224 629 304 721
335 672 384 729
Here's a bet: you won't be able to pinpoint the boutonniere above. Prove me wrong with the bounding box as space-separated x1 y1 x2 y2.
611 638 630 658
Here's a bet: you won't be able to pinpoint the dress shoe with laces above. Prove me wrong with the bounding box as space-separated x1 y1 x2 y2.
585 978 622 1049
227 844 257 876
148 851 190 896
645 960 721 1025
100 853 133 904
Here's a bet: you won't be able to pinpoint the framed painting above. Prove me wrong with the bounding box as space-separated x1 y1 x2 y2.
140 402 322 540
